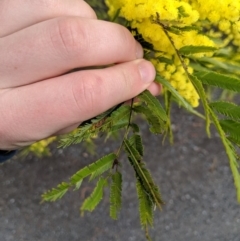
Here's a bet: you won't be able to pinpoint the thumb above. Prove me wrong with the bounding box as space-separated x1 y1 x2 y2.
73 59 156 120
56 59 157 135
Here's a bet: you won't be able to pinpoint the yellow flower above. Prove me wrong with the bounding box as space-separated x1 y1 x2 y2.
105 0 240 107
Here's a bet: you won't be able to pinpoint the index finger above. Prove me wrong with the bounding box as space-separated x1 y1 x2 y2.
0 0 97 37
0 17 143 88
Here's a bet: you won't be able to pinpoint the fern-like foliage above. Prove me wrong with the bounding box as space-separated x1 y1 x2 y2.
110 171 122 220
133 105 165 134
129 134 144 157
42 153 116 202
190 74 211 136
210 101 240 120
81 177 107 214
195 71 240 92
155 74 204 119
59 105 130 147
209 108 240 202
138 90 168 123
124 139 164 209
219 119 240 144
41 182 70 202
70 153 116 187
136 179 154 228
179 45 218 55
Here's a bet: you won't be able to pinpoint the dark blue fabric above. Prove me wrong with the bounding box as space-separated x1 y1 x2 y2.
0 150 17 163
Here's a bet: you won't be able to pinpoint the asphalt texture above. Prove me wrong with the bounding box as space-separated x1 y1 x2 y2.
1 105 240 241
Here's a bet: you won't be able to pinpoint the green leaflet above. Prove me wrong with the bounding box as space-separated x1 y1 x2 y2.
110 171 122 220
139 90 168 122
190 62 211 72
70 153 116 187
130 123 140 133
81 177 107 214
194 71 240 92
175 25 200 32
133 105 164 134
210 101 240 120
164 90 174 143
74 179 83 191
59 105 130 147
189 74 211 136
129 134 144 157
157 56 173 65
178 6 190 17
42 182 70 202
136 180 154 228
179 45 218 55
155 75 204 119
209 108 240 202
199 57 240 74
124 139 164 209
219 119 240 144
59 106 115 147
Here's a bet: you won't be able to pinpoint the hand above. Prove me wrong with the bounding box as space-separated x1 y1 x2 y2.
0 0 159 150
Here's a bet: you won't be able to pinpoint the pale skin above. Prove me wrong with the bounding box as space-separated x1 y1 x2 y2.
0 0 160 150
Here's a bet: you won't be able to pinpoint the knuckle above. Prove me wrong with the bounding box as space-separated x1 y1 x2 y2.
71 74 104 116
51 17 89 55
119 65 132 90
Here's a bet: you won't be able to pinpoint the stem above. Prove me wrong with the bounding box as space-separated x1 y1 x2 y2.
116 99 134 158
153 14 211 135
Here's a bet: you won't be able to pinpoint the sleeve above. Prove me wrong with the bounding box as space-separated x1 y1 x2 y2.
0 150 17 163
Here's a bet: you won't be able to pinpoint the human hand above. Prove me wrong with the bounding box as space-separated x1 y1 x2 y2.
0 0 159 150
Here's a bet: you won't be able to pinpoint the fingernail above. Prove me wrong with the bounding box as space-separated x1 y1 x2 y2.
138 60 156 83
136 41 143 59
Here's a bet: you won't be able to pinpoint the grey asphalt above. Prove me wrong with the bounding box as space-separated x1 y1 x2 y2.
1 105 240 241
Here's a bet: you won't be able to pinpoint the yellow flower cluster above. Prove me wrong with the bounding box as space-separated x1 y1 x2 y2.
153 57 199 107
26 137 56 157
105 0 240 107
191 0 240 48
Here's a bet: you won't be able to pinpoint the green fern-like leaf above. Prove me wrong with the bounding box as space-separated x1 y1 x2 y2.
209 108 240 202
139 90 168 122
129 134 144 157
133 105 164 134
110 171 122 220
42 182 70 202
80 177 107 214
157 56 173 65
155 74 204 119
124 139 164 209
59 105 130 147
198 57 240 74
136 180 154 228
210 101 240 120
190 74 211 136
70 153 116 187
195 71 240 92
219 119 240 144
163 90 174 143
130 123 140 133
179 45 218 55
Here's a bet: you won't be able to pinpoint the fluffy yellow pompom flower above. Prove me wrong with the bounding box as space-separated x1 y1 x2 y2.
105 0 240 107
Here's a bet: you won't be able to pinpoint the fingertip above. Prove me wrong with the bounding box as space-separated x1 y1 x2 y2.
137 59 156 83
